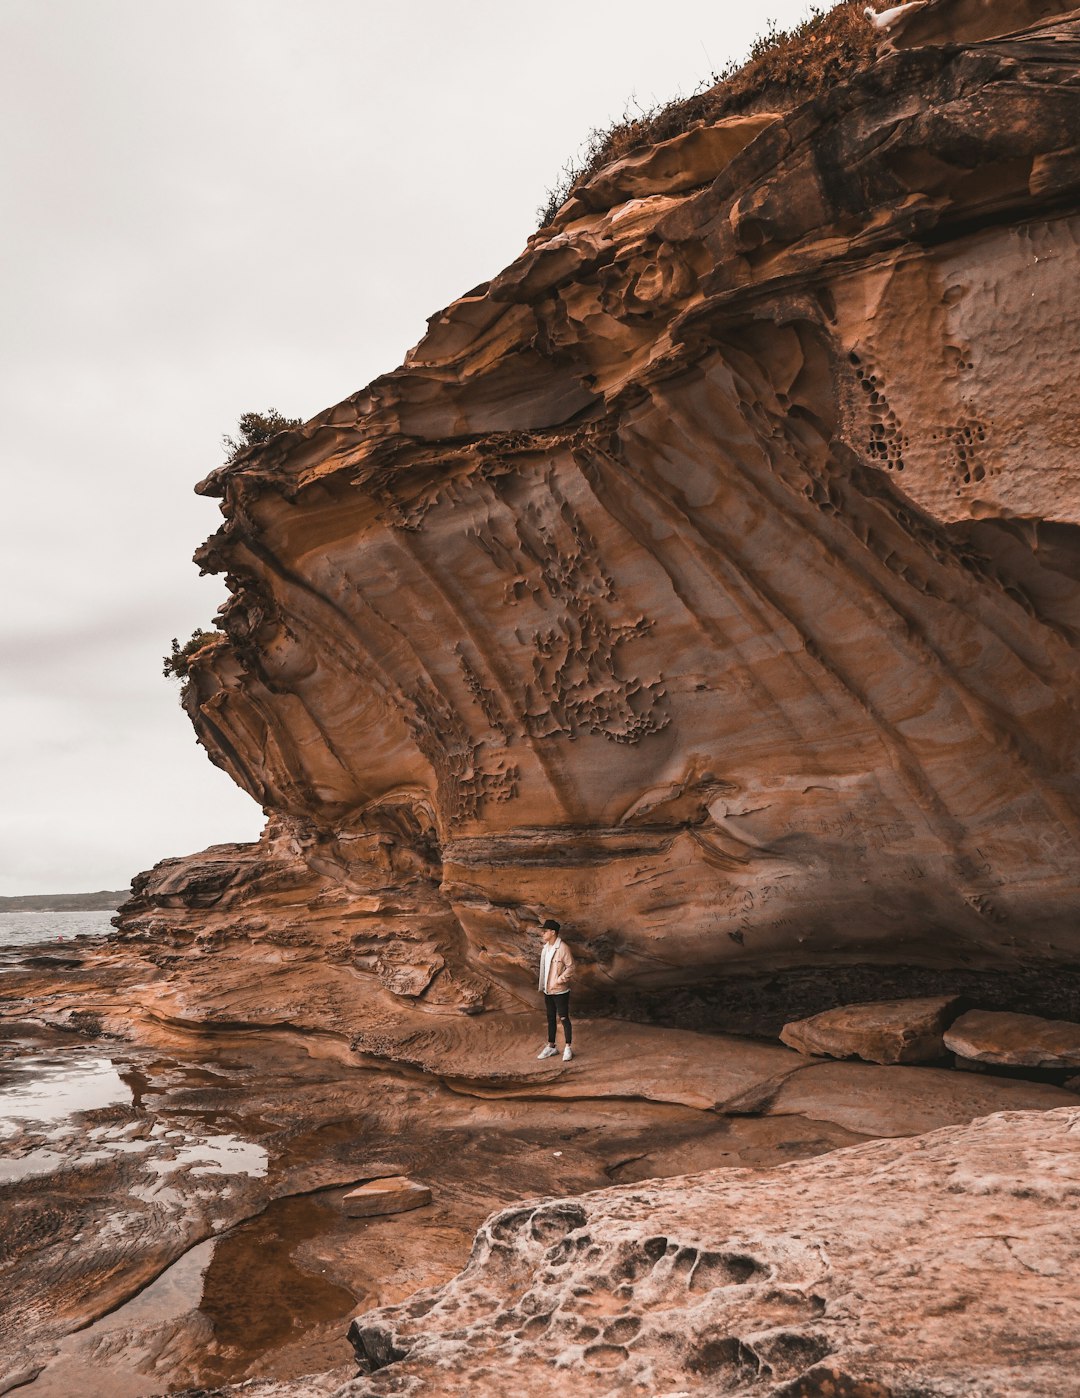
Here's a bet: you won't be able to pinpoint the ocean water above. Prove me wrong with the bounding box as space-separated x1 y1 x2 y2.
0 909 116 949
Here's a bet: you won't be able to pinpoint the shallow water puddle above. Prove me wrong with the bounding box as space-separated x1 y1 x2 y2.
0 1052 131 1134
17 1239 218 1398
0 1046 269 1184
0 1147 70 1182
146 1132 268 1177
1 1033 362 1392
19 1193 357 1396
195 1192 358 1379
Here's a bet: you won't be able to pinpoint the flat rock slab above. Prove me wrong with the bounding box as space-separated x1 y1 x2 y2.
765 1059 1079 1137
945 1009 1080 1068
358 1015 802 1113
342 1177 432 1218
780 995 960 1064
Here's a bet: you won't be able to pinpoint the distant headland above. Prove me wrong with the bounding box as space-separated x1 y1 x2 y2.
0 890 130 912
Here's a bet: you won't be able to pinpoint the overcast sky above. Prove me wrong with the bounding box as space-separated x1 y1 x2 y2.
1 0 821 895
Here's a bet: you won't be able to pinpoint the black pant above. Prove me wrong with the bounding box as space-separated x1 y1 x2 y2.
544 991 572 1045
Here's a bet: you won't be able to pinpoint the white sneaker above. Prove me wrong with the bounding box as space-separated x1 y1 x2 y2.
537 1045 558 1059
562 1046 574 1061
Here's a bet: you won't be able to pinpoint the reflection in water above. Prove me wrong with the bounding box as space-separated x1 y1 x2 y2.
21 1194 357 1397
0 1146 68 1182
18 1240 217 1398
3 1034 360 1394
0 1054 130 1135
0 1049 268 1177
198 1193 357 1371
90 1238 216 1333
147 1133 268 1177
118 1064 150 1110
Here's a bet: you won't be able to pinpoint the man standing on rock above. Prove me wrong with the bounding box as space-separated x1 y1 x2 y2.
536 918 575 1061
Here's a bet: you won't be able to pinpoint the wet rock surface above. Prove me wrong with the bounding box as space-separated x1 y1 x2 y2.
779 995 960 1063
945 1007 1080 1068
3 932 1077 1395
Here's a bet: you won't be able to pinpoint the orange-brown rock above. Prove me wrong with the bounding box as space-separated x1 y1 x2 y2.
779 995 959 1063
156 0 1080 1015
944 1007 1080 1067
12 923 1073 1396
342 1178 432 1219
18 5 1080 1395
342 1106 1080 1397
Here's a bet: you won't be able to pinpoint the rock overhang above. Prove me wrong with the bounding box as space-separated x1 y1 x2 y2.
179 0 1080 994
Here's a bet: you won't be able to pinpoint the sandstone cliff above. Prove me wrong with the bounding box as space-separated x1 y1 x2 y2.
12 5 1080 1396
130 0 1080 1017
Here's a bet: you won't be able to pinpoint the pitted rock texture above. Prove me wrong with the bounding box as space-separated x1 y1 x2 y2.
779 995 960 1063
341 1106 1080 1398
169 0 1080 1003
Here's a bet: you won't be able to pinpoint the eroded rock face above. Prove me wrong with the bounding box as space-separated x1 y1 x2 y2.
169 0 1080 1006
340 1105 1080 1397
779 995 959 1063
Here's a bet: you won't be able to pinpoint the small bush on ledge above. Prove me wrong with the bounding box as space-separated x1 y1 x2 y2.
163 629 218 681
222 408 303 463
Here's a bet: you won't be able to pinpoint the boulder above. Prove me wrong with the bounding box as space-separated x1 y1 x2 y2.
342 1177 432 1218
779 996 959 1064
944 1009 1080 1069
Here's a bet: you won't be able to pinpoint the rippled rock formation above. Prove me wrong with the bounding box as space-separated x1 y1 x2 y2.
143 0 1080 1015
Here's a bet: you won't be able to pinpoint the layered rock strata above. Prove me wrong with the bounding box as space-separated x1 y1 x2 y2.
16 4 1080 1394
153 0 1080 1012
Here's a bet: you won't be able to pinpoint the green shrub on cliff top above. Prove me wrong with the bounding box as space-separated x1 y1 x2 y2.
163 629 218 681
162 411 302 686
221 407 302 463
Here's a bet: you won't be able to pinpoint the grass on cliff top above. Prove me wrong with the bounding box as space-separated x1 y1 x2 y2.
538 0 882 224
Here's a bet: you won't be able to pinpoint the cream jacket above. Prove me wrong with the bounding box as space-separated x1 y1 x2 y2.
539 938 575 994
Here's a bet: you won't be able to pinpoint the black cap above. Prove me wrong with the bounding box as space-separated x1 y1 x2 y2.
541 918 561 932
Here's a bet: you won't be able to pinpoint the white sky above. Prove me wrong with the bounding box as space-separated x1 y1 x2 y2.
1 0 823 894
